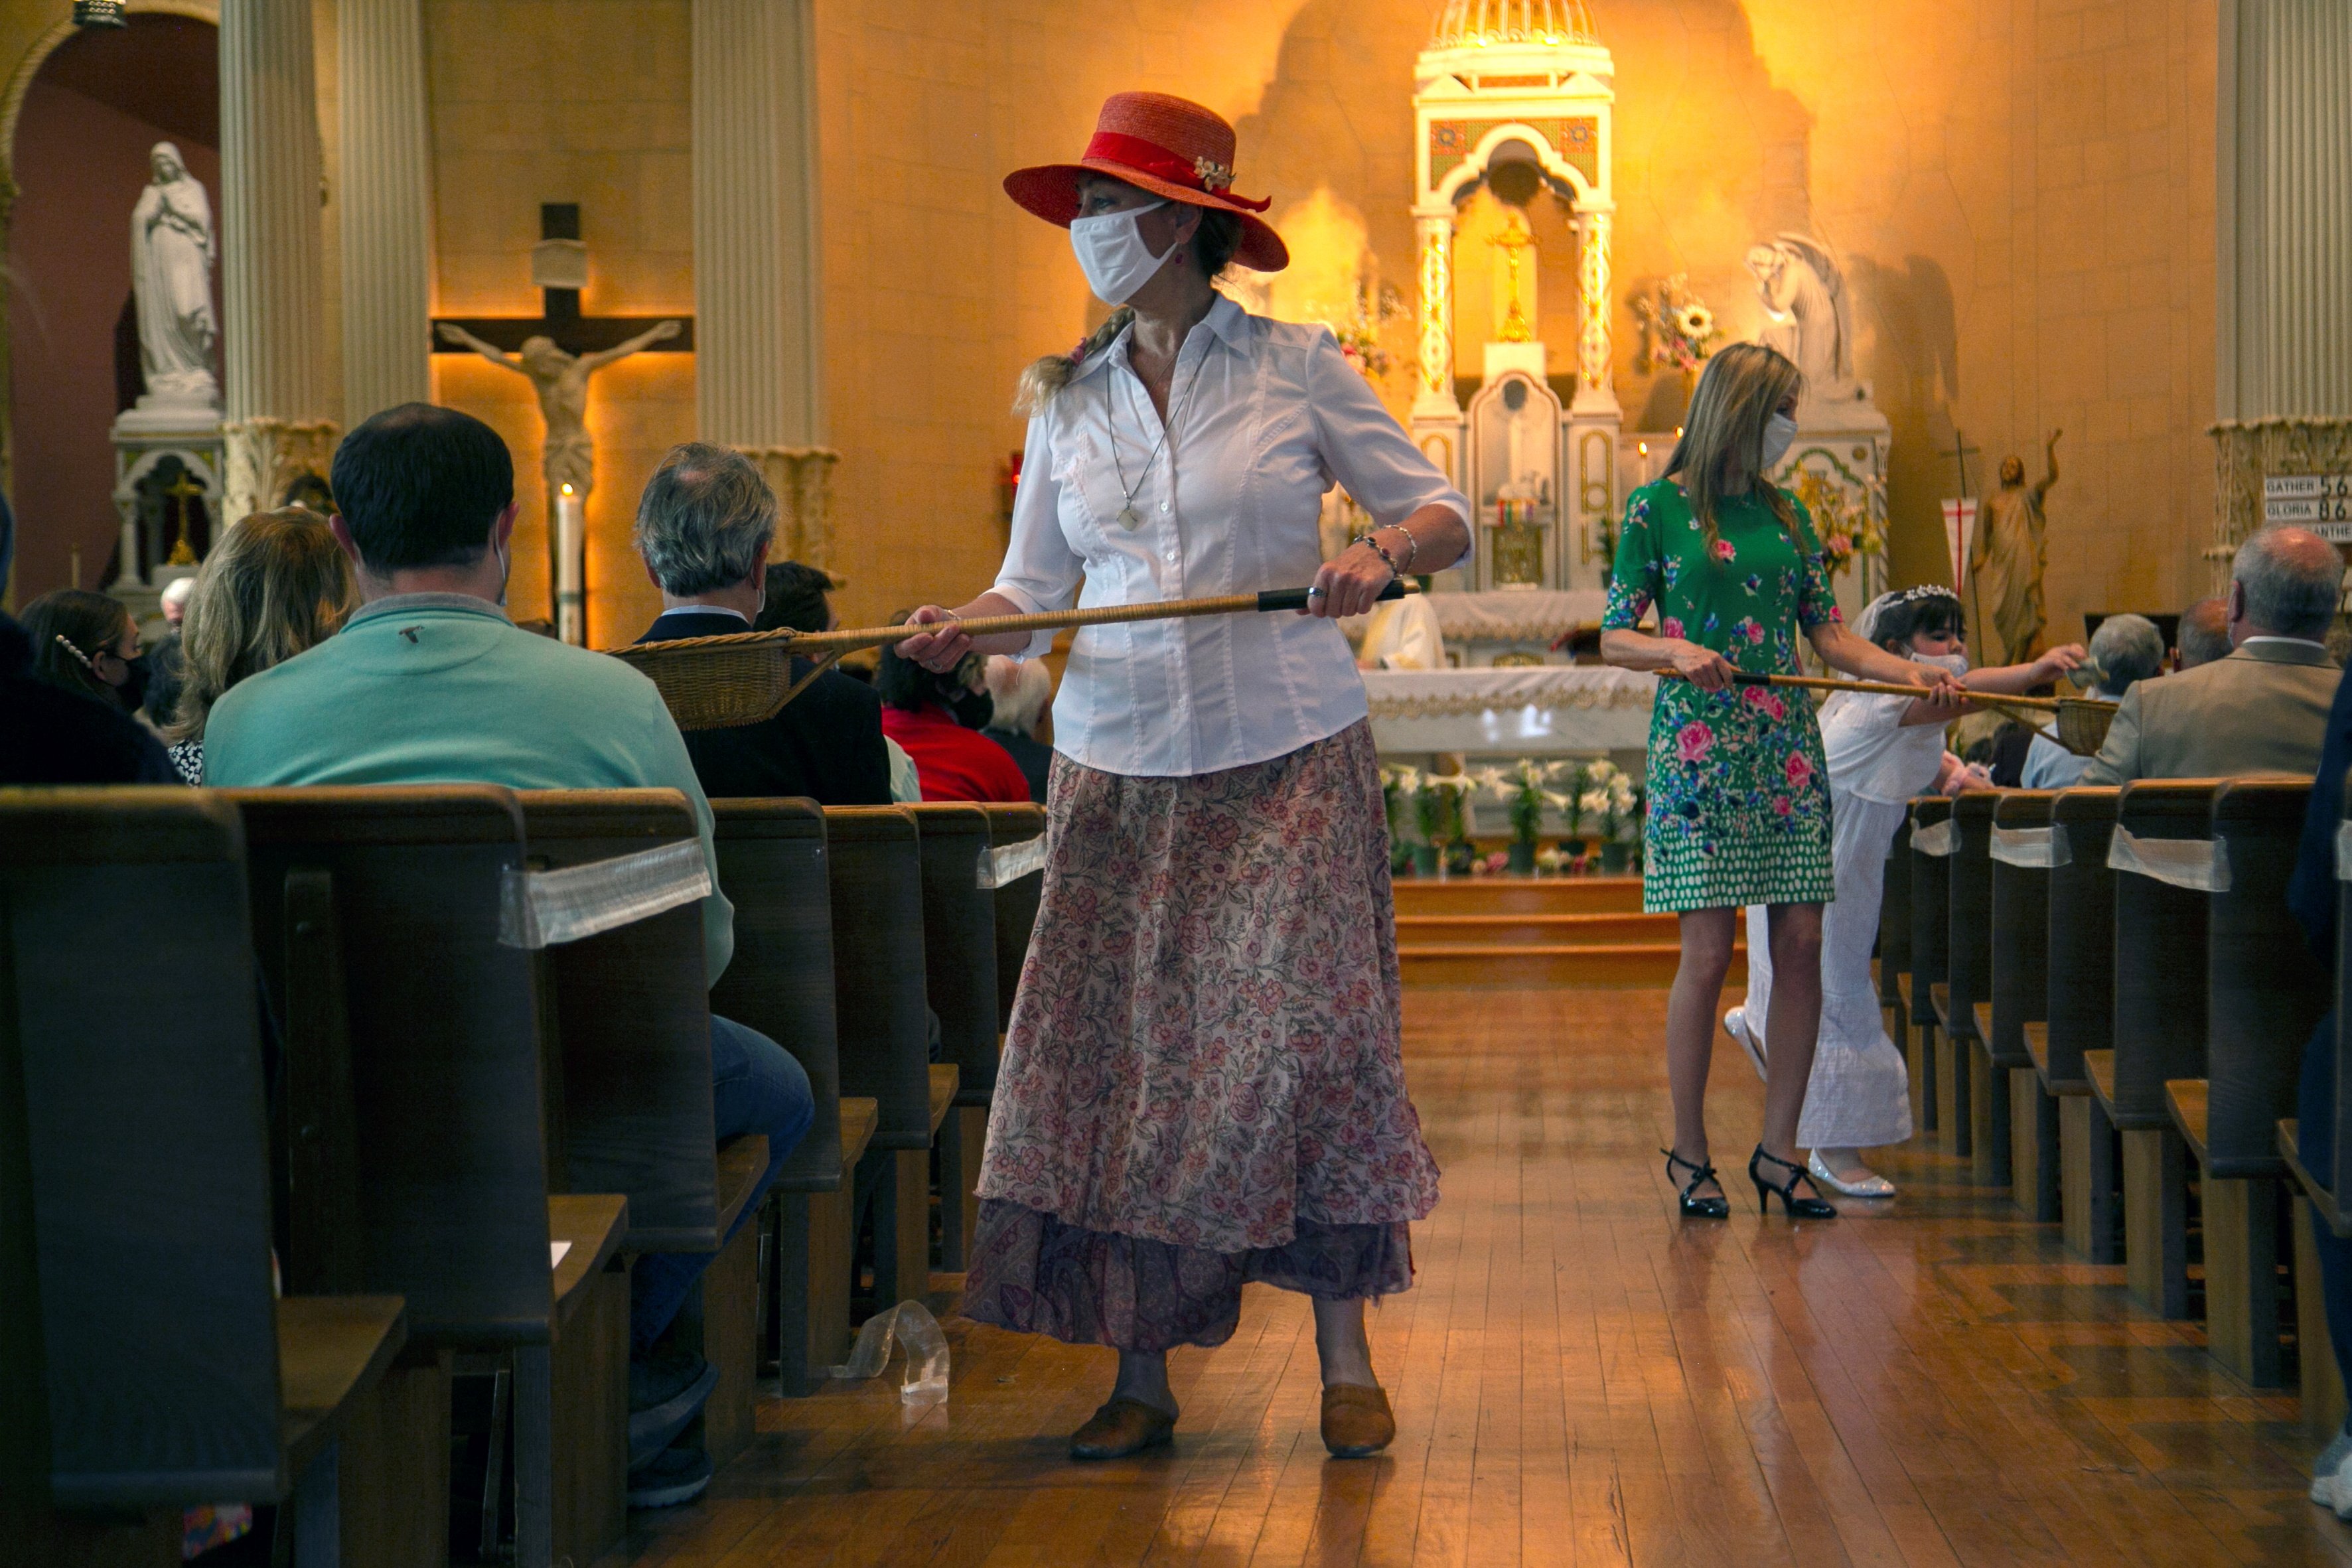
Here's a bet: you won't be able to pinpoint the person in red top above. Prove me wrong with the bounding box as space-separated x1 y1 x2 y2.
877 641 1033 802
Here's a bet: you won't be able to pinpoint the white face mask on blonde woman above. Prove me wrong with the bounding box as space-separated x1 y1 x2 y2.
1068 200 1169 305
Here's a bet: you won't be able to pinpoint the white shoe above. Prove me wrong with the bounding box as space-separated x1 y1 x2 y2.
1722 1008 1767 1081
2311 1425 2352 1514
1807 1150 1896 1199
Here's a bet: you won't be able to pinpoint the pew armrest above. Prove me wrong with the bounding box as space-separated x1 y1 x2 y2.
550 1193 630 1330
928 1065 960 1137
840 1097 881 1173
1972 1002 1996 1058
1897 973 1913 1014
278 1295 410 1482
2083 1050 2118 1114
2166 1080 2209 1167
715 1135 771 1238
1931 983 1966 1036
2280 1120 2352 1237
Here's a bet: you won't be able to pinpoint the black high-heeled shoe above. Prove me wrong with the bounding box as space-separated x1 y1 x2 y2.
1662 1147 1729 1219
1749 1147 1837 1218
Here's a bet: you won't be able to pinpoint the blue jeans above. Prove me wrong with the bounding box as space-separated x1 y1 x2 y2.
2299 1009 2352 1426
629 1012 812 1358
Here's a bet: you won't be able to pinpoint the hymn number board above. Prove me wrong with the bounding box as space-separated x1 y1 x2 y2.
2264 474 2352 538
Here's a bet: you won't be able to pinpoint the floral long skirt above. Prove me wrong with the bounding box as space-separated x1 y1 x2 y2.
960 719 1439 1352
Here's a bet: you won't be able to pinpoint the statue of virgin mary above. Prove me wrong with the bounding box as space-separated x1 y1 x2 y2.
129 141 218 411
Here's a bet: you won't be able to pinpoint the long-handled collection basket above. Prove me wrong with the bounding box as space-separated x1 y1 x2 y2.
608 581 1418 731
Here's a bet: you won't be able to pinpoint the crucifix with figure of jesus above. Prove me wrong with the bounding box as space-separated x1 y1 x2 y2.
432 204 694 643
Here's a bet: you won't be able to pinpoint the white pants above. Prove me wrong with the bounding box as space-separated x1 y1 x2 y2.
1739 788 1915 1149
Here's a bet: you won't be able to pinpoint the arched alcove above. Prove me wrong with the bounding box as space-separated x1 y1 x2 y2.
6 10 218 599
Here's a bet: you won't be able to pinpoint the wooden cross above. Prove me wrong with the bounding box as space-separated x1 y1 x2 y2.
430 204 696 357
1945 427 1982 500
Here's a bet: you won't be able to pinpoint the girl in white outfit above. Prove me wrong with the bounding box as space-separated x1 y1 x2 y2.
1725 586 2083 1196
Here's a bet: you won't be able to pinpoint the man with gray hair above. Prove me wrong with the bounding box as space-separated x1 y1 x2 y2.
2020 611 2166 788
633 442 893 804
2176 595 2233 670
2081 525 2343 784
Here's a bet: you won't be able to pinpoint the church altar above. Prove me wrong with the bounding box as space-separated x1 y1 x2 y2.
1425 587 1608 654
1362 663 1653 763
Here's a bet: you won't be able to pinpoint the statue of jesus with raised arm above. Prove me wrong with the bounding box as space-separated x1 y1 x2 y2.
434 319 682 501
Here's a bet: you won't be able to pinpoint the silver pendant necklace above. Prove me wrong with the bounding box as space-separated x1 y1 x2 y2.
1110 332 1209 531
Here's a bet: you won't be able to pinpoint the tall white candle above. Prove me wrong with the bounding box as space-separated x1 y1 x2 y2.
555 484 586 645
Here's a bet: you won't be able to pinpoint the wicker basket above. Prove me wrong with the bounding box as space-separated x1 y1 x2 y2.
2055 697 2118 758
609 634 797 731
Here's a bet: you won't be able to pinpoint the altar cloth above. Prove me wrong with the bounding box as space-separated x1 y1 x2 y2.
1362 665 1656 756
1424 589 1612 648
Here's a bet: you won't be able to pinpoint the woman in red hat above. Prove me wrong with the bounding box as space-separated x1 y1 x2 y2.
898 92 1465 1463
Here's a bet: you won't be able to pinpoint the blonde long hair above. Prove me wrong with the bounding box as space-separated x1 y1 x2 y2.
1663 342 1804 555
170 508 354 742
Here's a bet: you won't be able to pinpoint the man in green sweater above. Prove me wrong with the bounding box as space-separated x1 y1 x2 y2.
204 403 810 1510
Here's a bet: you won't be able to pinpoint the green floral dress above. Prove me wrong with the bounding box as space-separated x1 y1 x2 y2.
1603 480 1842 914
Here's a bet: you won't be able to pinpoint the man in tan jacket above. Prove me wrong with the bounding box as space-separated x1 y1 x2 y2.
2082 526 2343 784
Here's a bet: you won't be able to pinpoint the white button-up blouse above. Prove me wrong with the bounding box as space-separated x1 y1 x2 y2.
992 296 1471 778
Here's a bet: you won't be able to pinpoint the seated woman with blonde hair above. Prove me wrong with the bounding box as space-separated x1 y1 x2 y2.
171 507 354 784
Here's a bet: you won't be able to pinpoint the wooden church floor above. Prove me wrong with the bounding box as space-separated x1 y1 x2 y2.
618 988 2352 1567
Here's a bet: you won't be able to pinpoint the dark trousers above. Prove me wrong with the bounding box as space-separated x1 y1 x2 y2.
2300 1009 2352 1425
628 1011 813 1358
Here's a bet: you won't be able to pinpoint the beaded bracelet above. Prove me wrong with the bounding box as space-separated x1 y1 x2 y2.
1351 530 1406 580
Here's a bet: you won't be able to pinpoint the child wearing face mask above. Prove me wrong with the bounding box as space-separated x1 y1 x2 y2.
1723 585 2083 1198
20 589 156 719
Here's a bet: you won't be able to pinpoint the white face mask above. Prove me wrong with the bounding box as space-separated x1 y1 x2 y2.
1069 200 1170 305
1917 650 1970 675
1760 411 1799 470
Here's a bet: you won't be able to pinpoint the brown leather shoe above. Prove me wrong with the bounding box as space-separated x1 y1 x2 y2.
1320 1383 1395 1458
1069 1397 1177 1461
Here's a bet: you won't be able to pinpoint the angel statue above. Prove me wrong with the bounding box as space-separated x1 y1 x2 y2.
435 319 682 500
1744 234 1856 403
130 141 218 411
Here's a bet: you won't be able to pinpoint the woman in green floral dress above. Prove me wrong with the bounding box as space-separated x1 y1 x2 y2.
1600 344 1962 1220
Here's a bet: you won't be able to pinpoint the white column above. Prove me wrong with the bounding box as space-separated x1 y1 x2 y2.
1572 206 1617 413
337 0 433 422
220 0 336 523
2212 0 2352 575
692 0 835 567
1411 210 1455 421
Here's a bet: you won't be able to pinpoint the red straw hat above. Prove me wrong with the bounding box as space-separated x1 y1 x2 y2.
1005 92 1289 273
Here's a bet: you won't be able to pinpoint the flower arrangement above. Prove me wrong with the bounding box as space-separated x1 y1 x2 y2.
1577 758 1641 843
1788 468 1887 581
1633 274 1722 375
1332 278 1409 384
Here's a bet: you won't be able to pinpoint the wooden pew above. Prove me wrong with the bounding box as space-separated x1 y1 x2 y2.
984 802 1048 1034
2177 778 2327 1386
2050 787 2124 1263
514 790 779 1467
909 804 999 1273
1990 792 2062 1222
226 786 625 1568
1909 796 1960 1152
1881 814 1921 1131
707 797 877 1395
824 806 950 1309
0 790 411 1567
2105 778 2221 1320
1944 790 2007 1184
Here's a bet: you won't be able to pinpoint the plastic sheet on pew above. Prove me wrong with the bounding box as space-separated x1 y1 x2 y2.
1910 818 1958 857
832 1299 949 1405
976 835 1047 890
1989 824 2070 869
2106 825 2231 893
498 839 713 948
